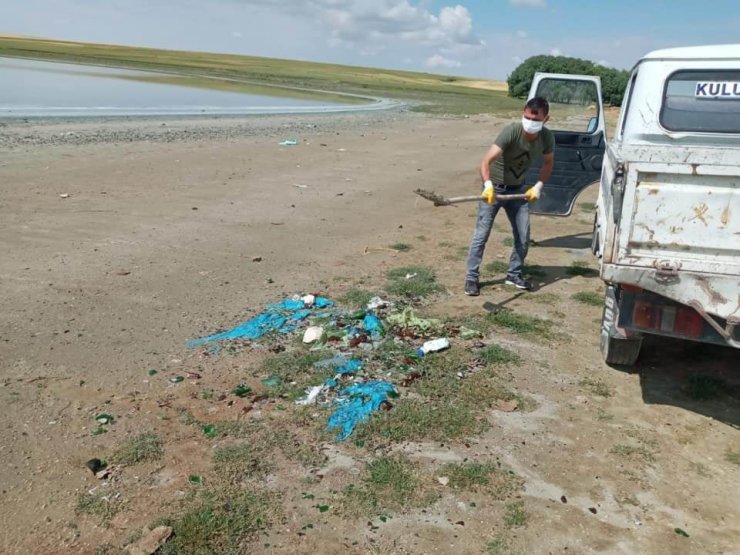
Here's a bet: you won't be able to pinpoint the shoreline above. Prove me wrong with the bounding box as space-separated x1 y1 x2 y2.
0 107 429 149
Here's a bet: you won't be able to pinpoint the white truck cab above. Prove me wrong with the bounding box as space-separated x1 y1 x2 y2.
593 45 740 364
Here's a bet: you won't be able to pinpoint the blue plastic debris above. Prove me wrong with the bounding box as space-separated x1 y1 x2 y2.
327 381 396 441
187 312 288 348
337 359 363 374
314 355 348 368
188 296 333 348
314 297 334 308
363 314 383 336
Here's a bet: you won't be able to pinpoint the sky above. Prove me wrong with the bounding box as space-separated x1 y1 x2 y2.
2 0 739 79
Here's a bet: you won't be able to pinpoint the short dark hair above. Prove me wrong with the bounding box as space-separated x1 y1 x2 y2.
525 96 549 116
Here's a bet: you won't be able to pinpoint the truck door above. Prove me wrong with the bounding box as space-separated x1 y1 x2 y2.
526 73 606 216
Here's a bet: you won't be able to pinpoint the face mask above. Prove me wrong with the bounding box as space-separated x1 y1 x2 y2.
521 117 544 134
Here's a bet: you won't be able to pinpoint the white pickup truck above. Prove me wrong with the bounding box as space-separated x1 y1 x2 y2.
524 45 740 365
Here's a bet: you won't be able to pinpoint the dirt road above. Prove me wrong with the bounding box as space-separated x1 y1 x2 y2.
1 112 738 554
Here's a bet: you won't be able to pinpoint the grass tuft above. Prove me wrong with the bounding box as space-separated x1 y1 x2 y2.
390 243 412 252
487 309 553 336
479 344 520 366
579 377 613 397
76 491 122 525
385 266 444 298
213 443 272 484
339 288 376 309
572 291 603 306
440 462 523 499
112 433 163 465
565 260 597 277
504 500 528 528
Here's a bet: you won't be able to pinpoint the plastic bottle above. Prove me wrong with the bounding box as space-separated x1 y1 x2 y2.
416 338 450 357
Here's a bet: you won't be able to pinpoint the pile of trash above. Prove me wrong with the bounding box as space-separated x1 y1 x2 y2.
187 294 477 440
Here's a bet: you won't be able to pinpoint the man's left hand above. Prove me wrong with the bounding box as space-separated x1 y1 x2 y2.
524 181 544 202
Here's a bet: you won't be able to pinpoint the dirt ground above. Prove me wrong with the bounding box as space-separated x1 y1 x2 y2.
1 112 739 554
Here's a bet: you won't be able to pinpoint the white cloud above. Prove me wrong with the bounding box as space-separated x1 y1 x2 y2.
509 0 546 7
550 47 563 56
426 54 461 68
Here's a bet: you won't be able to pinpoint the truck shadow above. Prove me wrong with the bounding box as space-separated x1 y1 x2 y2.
531 231 592 250
626 336 740 430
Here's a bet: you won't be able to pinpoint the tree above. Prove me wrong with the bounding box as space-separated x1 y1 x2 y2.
507 55 630 106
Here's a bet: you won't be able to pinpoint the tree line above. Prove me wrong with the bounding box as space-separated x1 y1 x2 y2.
507 55 630 106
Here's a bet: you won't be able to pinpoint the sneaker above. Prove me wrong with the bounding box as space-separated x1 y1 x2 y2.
505 276 532 291
464 280 480 296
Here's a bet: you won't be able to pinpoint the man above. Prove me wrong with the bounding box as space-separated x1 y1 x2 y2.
464 96 554 296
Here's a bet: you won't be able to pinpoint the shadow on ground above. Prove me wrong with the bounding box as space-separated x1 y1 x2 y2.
624 336 740 429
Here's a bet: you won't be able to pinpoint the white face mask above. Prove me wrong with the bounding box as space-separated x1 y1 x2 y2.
521 117 544 134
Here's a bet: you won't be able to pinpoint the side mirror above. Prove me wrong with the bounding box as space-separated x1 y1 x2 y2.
586 116 598 134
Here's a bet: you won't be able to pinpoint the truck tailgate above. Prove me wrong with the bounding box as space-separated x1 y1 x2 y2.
610 146 740 319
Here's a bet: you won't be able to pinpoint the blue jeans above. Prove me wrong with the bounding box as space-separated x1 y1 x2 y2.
466 183 530 282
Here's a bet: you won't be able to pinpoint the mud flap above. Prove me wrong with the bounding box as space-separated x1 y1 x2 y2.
600 285 643 366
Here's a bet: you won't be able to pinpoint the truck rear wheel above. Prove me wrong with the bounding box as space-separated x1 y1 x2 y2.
600 285 642 366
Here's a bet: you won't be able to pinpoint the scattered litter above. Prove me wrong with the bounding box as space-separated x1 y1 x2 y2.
314 355 349 369
588 507 598 514
366 296 392 310
416 338 450 357
560 495 568 504
301 294 315 308
437 476 450 486
202 424 217 438
188 475 204 485
363 314 383 337
336 359 363 374
279 139 298 146
60 193 70 199
232 384 252 397
404 272 417 280
674 528 690 538
169 376 184 383
148 368 158 376
252 256 262 262
296 385 324 406
95 413 114 425
459 326 482 339
85 458 105 475
262 376 281 387
337 148 346 152
386 308 443 336
303 326 324 344
327 381 396 440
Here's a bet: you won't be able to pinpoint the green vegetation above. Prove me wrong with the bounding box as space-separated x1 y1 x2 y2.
508 54 629 105
213 443 272 484
725 450 740 466
259 349 335 400
390 243 412 252
340 455 437 516
610 443 656 463
339 288 376 309
572 291 603 306
157 488 280 554
487 308 553 336
580 202 597 212
0 36 520 115
479 344 520 366
504 501 528 528
112 433 163 465
440 462 523 499
76 491 122 525
579 377 613 397
386 266 444 298
566 260 597 277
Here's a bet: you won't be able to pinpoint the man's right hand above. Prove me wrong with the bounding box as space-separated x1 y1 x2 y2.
481 180 495 204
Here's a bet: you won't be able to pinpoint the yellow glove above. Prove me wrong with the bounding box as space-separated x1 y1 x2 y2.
481 180 495 204
524 181 544 202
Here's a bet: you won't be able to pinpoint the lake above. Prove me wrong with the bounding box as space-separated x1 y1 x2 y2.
0 57 381 118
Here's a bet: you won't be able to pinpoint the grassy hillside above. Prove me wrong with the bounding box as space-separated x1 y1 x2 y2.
0 36 519 115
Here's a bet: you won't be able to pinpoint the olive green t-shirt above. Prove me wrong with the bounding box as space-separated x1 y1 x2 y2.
490 122 554 186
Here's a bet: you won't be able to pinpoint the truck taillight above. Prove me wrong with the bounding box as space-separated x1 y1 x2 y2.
674 306 703 337
631 300 703 338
